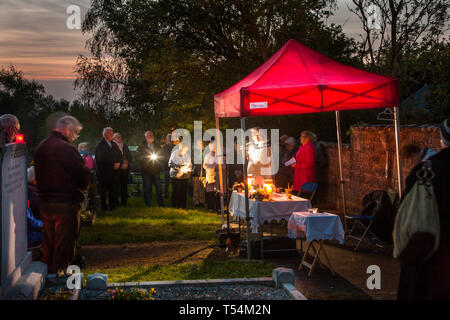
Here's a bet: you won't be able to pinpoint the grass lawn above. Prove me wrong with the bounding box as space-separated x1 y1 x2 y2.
84 260 275 283
79 185 276 282
79 197 222 245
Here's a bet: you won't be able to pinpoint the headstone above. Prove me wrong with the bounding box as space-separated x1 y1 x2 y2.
0 142 47 299
272 267 295 289
86 273 108 291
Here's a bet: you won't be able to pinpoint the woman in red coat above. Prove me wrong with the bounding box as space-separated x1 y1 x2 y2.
293 131 316 191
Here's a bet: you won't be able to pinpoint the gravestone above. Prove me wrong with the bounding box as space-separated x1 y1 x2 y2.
0 142 47 299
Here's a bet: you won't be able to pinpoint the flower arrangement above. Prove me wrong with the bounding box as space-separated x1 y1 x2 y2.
232 182 245 192
285 184 294 199
249 189 271 201
109 286 156 300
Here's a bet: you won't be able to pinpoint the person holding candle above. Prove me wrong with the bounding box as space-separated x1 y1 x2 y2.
203 141 225 212
137 131 164 207
169 142 192 208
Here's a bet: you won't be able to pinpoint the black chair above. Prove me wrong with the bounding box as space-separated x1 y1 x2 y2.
344 190 394 251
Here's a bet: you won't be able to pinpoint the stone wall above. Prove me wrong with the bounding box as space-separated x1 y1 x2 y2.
316 124 444 213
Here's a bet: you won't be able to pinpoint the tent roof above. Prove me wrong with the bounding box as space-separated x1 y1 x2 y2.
214 39 399 118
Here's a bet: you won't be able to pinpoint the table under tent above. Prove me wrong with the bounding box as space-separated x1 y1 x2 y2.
213 39 400 260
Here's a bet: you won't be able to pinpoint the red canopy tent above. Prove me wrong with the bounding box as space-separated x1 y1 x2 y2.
215 39 398 117
213 39 401 259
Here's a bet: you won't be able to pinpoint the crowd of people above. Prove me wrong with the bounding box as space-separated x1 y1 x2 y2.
0 112 449 299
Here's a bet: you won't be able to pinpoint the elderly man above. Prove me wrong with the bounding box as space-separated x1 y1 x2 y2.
0 114 20 146
247 127 272 179
34 116 90 274
95 127 122 211
137 131 164 206
113 132 132 206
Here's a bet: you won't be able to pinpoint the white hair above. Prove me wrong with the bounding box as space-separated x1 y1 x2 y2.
27 166 35 184
0 114 19 130
55 116 82 132
103 127 113 136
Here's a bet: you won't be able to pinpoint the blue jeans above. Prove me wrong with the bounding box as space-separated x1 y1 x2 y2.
142 173 164 206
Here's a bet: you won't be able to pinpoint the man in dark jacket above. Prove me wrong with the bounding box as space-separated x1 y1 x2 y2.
34 115 90 274
95 127 122 211
137 131 164 206
397 118 450 300
160 134 172 199
113 132 132 206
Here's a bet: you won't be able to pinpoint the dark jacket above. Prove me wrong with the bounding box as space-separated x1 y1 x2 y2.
137 142 162 175
397 147 450 300
277 146 296 177
160 143 172 172
118 143 132 175
95 138 122 183
34 131 90 203
28 183 41 219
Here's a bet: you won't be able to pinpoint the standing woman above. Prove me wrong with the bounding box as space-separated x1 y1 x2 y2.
292 131 316 192
203 141 221 212
113 132 132 206
169 143 192 208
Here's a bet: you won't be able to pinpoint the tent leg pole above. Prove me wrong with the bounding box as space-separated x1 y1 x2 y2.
215 117 225 227
394 107 402 198
335 111 348 232
241 117 252 260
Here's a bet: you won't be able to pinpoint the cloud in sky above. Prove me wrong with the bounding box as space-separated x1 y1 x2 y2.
0 0 374 100
0 0 90 80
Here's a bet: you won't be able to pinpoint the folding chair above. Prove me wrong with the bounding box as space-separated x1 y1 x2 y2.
344 190 392 251
297 182 318 201
344 214 375 251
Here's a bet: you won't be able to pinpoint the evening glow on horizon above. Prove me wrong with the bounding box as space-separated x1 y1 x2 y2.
0 1 366 82
0 0 90 81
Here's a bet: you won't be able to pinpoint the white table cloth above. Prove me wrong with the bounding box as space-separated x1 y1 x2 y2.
228 192 312 233
287 211 345 244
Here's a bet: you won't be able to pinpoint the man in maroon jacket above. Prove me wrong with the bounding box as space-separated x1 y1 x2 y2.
34 115 90 274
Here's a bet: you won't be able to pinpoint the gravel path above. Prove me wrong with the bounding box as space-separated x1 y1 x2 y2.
79 285 291 300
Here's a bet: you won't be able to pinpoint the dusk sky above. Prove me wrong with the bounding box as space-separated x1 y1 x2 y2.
0 0 366 101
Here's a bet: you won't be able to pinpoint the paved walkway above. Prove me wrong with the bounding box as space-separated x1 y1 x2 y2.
231 213 400 300
268 241 400 300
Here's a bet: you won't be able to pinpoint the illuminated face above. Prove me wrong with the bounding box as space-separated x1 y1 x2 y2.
104 129 114 142
145 132 154 145
69 128 80 142
300 133 310 145
251 129 259 142
6 122 20 143
113 133 122 144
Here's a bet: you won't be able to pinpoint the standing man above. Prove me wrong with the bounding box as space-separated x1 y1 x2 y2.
113 132 132 206
192 139 206 207
0 114 20 145
137 131 164 207
169 143 192 208
159 134 172 199
95 127 122 211
396 118 450 299
34 116 90 274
